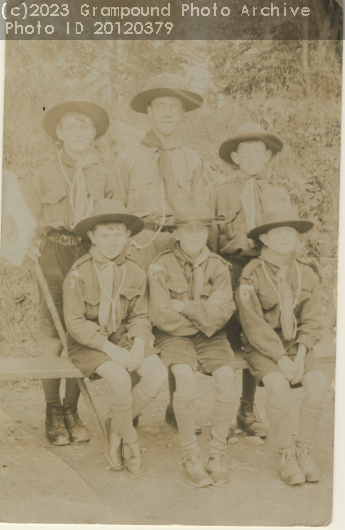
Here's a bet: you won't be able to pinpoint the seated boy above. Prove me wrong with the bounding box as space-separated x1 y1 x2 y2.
63 199 167 478
209 122 291 438
235 203 328 486
148 203 236 488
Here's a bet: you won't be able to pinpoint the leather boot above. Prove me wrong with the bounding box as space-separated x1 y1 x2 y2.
237 399 268 438
105 417 123 471
63 399 90 444
45 401 70 446
296 444 321 483
279 447 305 486
165 404 202 435
207 455 229 487
182 454 213 488
123 441 144 478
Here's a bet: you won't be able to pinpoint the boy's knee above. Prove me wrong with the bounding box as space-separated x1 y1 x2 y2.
171 363 195 395
213 366 235 397
99 362 132 395
141 355 168 389
263 372 290 405
303 370 328 404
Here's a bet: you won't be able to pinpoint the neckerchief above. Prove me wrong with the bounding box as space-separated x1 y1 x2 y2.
173 241 210 300
260 247 301 340
59 148 98 230
141 130 181 210
90 246 127 336
236 170 269 234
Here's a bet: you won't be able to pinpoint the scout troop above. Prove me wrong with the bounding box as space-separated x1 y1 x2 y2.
25 74 328 487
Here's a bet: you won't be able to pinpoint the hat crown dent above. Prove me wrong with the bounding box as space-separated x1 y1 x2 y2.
236 122 268 137
89 199 128 219
259 204 302 229
142 72 192 93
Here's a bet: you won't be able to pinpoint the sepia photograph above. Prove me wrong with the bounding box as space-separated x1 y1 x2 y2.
0 5 342 525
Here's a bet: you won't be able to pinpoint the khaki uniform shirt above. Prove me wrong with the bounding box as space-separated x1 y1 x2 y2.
235 258 325 362
115 141 211 220
63 253 154 352
208 173 291 257
148 249 235 338
27 159 116 236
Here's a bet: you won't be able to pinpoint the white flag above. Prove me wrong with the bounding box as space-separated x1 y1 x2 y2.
1 171 36 267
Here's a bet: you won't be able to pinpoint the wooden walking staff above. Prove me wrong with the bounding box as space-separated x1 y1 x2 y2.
33 261 68 351
33 259 105 440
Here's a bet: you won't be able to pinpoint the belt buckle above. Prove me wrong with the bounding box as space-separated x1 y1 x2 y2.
60 234 70 245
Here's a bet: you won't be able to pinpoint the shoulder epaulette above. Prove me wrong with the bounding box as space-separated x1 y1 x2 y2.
296 259 321 279
71 253 92 270
151 249 173 264
241 258 262 280
213 177 236 192
125 254 144 270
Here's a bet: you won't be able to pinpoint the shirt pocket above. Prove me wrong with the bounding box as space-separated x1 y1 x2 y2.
88 187 105 205
219 209 239 240
200 281 213 299
166 279 189 300
120 288 142 319
257 290 280 327
42 188 67 225
82 291 100 321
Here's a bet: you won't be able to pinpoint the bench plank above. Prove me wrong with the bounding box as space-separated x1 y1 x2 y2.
0 352 334 382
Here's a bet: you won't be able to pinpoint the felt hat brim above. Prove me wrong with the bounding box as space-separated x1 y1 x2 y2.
163 216 226 227
131 88 203 114
74 212 144 242
219 132 283 164
248 219 314 240
43 101 110 141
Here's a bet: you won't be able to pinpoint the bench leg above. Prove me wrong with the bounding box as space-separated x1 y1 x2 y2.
76 378 105 443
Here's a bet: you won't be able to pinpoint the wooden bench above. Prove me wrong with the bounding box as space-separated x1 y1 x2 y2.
0 357 105 442
0 353 334 441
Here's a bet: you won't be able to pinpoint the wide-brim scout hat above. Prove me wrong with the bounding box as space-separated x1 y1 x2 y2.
43 99 110 141
248 204 314 240
130 72 203 114
219 122 283 164
163 199 225 227
74 199 144 241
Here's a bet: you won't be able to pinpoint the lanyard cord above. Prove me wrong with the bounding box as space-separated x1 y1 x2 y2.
261 260 302 339
128 182 167 254
93 262 126 333
58 149 93 226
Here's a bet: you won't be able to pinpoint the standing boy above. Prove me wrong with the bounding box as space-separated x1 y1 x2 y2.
27 100 116 446
63 199 167 478
209 122 291 438
148 203 236 487
115 72 211 270
235 204 328 486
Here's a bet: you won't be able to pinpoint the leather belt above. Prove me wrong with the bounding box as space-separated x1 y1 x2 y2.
47 231 82 246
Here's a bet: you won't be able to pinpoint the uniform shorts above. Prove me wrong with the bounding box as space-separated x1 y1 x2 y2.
68 323 158 380
243 346 321 387
154 330 235 374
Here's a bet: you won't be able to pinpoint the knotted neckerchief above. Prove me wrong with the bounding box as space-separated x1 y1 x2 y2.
173 241 210 300
58 148 98 230
141 130 182 210
238 171 269 233
260 248 301 341
90 246 127 336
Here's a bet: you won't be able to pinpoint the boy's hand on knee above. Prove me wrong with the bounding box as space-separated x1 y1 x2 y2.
128 338 145 372
291 345 306 385
277 355 295 382
102 341 129 370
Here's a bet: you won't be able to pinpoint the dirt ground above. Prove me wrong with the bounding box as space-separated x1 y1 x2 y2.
0 333 335 526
